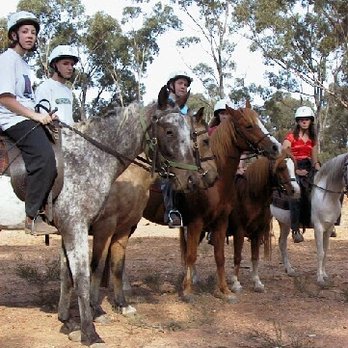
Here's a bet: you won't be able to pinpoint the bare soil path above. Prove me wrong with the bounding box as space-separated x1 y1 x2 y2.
0 199 348 348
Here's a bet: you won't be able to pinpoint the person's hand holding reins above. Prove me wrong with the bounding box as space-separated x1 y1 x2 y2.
31 111 58 125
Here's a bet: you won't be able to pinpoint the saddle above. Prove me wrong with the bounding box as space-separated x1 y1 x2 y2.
0 124 64 220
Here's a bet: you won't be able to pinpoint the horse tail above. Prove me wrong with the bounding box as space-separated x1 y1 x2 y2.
179 227 187 266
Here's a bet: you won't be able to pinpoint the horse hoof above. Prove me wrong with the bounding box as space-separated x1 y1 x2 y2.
90 343 108 348
94 314 112 324
181 293 195 303
121 305 137 316
231 284 243 293
254 285 265 293
226 294 238 304
286 268 296 277
68 330 81 342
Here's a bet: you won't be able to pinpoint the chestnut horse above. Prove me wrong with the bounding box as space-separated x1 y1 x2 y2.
229 152 295 293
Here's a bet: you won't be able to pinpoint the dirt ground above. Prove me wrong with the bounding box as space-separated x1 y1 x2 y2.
0 199 348 348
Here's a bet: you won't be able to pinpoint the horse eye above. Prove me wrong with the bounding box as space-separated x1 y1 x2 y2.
167 130 174 137
246 124 253 129
203 139 209 146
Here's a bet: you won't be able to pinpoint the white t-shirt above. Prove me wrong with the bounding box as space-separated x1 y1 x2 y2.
0 49 36 131
35 78 74 125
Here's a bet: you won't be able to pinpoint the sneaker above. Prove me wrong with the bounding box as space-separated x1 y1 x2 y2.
25 216 58 236
291 230 304 243
168 210 183 228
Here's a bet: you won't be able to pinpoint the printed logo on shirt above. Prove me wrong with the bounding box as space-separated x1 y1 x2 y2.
55 98 71 105
23 74 33 100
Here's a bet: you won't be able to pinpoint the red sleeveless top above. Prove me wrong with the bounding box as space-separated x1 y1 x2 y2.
284 132 315 161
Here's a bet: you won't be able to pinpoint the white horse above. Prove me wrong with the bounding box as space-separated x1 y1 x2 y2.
271 153 348 283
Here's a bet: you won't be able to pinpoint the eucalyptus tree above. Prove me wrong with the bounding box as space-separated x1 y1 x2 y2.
174 0 236 101
121 2 182 102
234 0 348 150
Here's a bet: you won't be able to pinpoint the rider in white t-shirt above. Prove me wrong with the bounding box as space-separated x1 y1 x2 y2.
0 11 58 235
35 45 79 125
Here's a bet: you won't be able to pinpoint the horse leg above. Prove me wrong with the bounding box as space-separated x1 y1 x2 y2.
212 222 237 303
90 230 113 323
180 222 202 301
322 225 333 280
315 222 330 285
231 227 244 293
58 241 79 333
61 226 103 346
109 233 136 315
250 236 264 293
278 222 296 276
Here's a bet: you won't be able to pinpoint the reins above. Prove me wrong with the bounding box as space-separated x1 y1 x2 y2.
311 160 348 196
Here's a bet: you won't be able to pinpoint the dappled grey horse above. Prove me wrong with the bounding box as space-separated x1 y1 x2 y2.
51 99 210 346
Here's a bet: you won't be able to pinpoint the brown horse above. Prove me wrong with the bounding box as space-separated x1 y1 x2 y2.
89 107 218 318
229 151 294 293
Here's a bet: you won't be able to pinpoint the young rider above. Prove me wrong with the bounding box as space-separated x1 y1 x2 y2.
0 11 58 235
161 71 193 228
208 98 232 135
35 45 79 125
282 106 320 243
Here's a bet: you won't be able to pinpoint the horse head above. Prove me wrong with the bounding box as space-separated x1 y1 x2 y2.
225 105 279 160
148 103 217 193
190 107 218 188
273 149 297 197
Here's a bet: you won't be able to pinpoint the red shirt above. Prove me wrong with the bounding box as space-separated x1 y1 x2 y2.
284 132 315 160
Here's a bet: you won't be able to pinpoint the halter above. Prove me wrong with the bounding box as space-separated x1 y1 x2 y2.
139 108 200 177
189 115 216 176
269 159 292 195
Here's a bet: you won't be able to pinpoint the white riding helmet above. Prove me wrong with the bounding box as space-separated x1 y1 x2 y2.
7 11 40 39
295 106 315 120
167 70 193 86
214 99 232 116
49 45 79 67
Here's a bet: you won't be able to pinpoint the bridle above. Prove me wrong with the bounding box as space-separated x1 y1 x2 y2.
311 156 348 196
189 115 216 176
233 108 274 156
269 159 293 195
139 108 204 178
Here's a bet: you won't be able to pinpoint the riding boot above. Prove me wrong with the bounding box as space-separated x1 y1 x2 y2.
289 198 304 243
25 215 58 236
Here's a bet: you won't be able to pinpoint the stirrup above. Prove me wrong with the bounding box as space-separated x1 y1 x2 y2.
168 210 183 228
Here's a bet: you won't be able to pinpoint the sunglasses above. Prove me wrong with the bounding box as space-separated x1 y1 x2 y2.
298 117 311 121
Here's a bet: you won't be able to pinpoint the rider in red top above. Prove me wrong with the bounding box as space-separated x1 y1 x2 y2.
282 106 320 243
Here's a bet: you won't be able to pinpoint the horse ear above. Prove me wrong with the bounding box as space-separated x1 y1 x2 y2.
158 85 169 110
245 99 251 109
194 107 204 122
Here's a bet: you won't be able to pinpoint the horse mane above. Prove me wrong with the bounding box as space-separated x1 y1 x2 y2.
244 156 270 197
314 153 348 186
209 115 237 168
75 102 142 133
244 150 288 198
